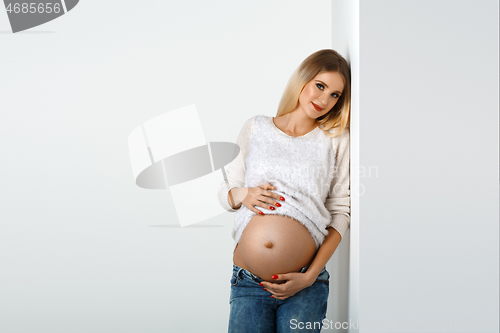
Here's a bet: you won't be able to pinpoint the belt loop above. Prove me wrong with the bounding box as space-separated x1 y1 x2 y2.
237 267 243 279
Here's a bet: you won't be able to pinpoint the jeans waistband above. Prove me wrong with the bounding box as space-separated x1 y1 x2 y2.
233 263 316 283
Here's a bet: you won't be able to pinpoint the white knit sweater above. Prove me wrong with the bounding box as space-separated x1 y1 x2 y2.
217 115 350 250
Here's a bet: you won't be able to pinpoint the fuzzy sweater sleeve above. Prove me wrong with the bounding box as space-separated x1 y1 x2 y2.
217 116 255 212
325 127 351 240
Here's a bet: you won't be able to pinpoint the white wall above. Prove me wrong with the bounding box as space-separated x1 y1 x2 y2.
359 1 499 333
0 1 333 332
329 1 360 332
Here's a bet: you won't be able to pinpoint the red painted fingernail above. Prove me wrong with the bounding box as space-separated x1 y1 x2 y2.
259 282 263 286
259 211 264 215
280 197 285 201
272 275 278 279
263 288 267 291
270 295 274 298
275 203 281 207
270 206 275 210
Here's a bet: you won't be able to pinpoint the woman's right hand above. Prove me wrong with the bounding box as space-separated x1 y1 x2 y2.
229 184 284 214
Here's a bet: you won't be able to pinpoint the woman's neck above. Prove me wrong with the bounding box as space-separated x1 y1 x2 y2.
276 111 318 137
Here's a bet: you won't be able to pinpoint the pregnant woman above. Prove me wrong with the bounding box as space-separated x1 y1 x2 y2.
218 49 351 333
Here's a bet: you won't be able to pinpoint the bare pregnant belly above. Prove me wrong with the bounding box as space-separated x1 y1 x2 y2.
233 214 317 283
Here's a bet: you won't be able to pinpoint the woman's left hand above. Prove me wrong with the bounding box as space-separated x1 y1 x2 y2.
260 272 315 300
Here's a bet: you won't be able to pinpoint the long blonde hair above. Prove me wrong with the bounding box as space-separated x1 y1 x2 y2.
276 49 351 138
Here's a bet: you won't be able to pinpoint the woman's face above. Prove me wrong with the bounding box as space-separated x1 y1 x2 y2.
298 71 345 119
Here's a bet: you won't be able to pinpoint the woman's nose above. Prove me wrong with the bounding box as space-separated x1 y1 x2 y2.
318 93 328 106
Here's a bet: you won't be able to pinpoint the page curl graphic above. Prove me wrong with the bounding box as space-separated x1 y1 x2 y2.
128 105 239 227
4 0 79 33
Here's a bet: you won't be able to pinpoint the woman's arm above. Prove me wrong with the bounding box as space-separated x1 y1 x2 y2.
304 227 341 282
306 128 351 281
227 187 244 210
217 116 255 212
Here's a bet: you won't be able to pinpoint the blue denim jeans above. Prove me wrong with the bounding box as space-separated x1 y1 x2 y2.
228 263 330 333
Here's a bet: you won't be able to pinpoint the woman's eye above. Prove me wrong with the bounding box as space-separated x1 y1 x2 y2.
331 93 340 98
316 83 324 90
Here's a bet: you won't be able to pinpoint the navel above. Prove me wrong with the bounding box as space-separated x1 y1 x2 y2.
264 241 274 249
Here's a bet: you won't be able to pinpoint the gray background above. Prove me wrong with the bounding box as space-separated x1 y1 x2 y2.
0 0 498 332
359 1 498 332
0 1 334 332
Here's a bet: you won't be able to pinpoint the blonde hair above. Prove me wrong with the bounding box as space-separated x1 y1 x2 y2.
276 49 351 138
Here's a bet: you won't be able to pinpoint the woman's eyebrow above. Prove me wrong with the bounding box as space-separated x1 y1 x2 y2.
316 80 342 94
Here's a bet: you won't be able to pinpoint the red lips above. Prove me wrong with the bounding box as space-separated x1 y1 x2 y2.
312 102 323 111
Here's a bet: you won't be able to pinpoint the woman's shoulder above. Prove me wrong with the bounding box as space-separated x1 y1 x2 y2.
242 114 264 124
248 114 269 122
241 114 269 130
328 126 350 136
239 115 263 138
327 126 350 145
